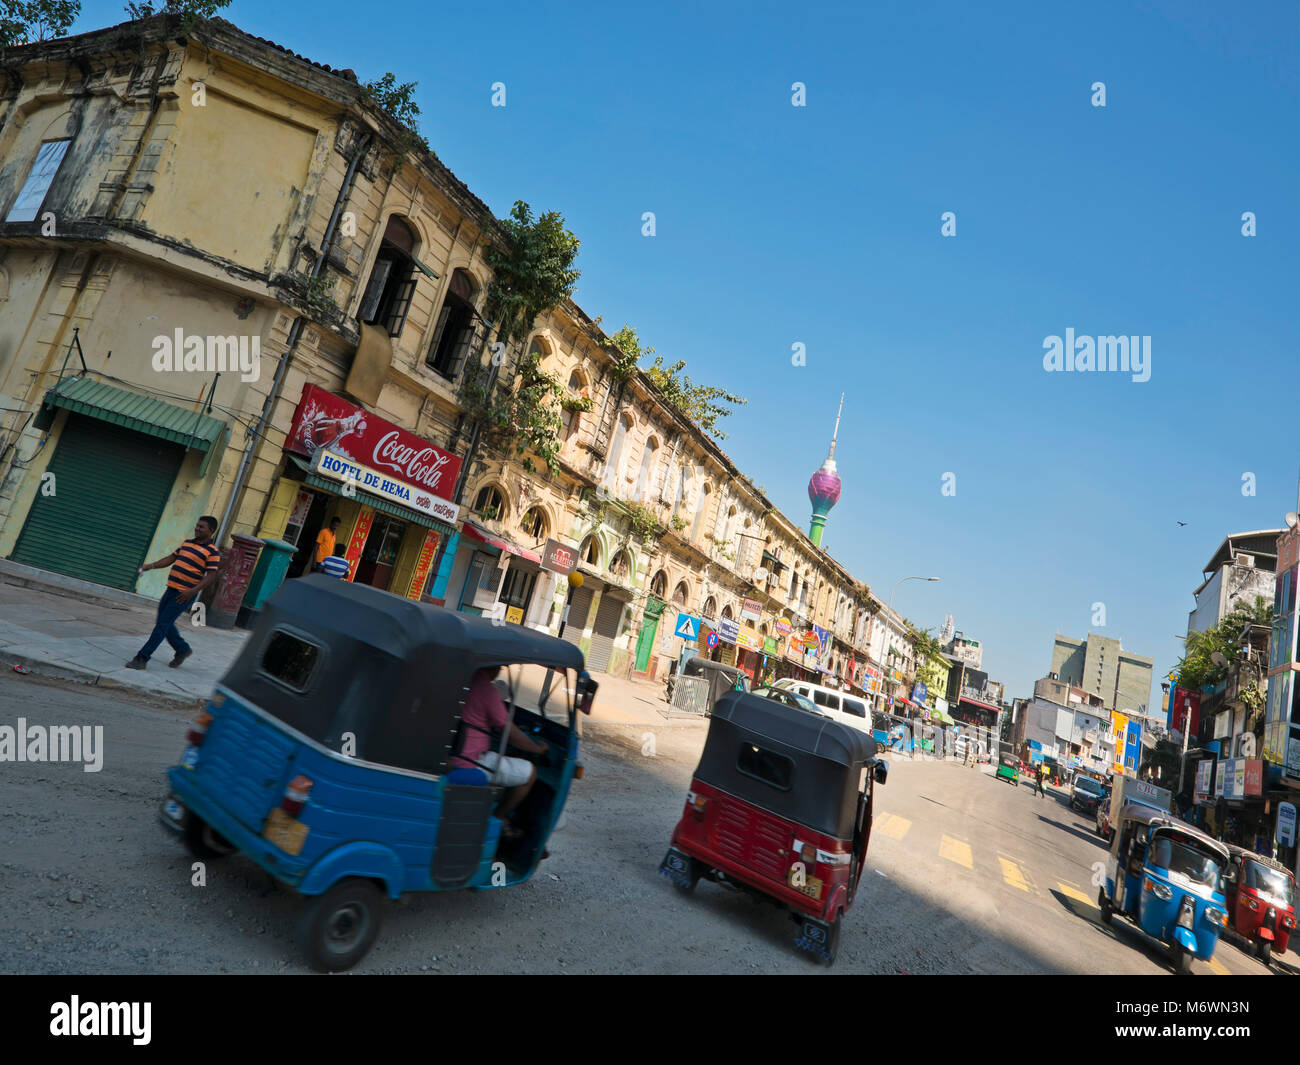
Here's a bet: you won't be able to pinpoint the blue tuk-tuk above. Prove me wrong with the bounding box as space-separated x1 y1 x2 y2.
160 575 596 971
1098 802 1231 974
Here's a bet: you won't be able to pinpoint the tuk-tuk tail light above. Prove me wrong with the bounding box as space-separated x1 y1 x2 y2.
799 843 816 865
282 775 314 817
1143 876 1172 901
690 793 708 820
186 712 213 747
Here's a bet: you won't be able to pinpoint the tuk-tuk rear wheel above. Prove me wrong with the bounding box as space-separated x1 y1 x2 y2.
298 878 384 972
183 813 235 860
823 913 842 967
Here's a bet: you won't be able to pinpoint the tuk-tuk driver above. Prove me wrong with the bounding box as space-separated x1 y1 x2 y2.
452 666 549 831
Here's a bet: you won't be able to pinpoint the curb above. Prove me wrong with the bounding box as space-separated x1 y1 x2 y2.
0 650 207 712
0 559 157 612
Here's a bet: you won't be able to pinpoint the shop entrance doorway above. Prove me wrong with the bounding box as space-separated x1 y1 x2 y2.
355 514 407 589
287 490 330 578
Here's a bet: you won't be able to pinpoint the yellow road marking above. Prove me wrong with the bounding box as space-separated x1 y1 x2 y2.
939 835 973 869
1206 956 1230 976
999 857 1030 891
1057 882 1094 907
876 813 911 840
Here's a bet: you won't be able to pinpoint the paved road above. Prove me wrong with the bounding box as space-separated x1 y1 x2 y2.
0 674 1288 975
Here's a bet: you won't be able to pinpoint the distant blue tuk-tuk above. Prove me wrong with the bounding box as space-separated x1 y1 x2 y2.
161 575 596 971
1098 802 1230 974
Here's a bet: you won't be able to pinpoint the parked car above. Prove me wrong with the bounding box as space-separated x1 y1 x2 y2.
1070 775 1107 814
752 685 821 715
771 679 873 735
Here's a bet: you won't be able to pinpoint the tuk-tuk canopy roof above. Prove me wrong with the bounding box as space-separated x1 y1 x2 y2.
1224 842 1292 876
710 690 877 767
684 657 746 680
273 575 585 672
1118 803 1230 864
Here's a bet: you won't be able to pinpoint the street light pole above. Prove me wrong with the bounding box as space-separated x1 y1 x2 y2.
875 576 940 714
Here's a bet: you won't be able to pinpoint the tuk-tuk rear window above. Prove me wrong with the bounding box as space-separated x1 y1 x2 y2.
737 742 793 790
260 631 321 692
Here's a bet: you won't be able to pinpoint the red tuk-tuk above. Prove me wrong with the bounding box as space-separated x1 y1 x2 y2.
658 690 886 964
1222 843 1296 965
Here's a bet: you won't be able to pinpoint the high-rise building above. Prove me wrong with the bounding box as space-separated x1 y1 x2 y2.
1050 633 1154 716
806 394 844 548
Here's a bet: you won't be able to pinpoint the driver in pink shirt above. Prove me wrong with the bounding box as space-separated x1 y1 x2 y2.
452 666 548 824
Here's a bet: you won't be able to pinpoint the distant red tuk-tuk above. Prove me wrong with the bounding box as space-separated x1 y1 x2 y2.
659 690 887 965
1222 843 1296 965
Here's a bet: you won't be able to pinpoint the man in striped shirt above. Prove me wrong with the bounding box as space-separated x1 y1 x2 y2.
320 545 351 580
125 515 222 671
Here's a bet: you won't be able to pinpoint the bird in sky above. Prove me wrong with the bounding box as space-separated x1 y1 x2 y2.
1177 521 1188 526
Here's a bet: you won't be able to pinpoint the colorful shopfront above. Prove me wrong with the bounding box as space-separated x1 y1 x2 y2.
257 384 460 600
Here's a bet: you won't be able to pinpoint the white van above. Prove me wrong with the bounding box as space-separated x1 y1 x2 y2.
772 678 873 734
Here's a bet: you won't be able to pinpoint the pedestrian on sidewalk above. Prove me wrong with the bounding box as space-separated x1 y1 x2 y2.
125 516 221 671
1034 764 1045 797
313 517 341 573
320 544 351 580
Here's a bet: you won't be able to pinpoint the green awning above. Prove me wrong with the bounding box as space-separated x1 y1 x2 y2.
291 456 456 535
37 375 229 476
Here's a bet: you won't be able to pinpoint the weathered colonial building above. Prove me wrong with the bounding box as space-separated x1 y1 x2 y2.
0 13 920 695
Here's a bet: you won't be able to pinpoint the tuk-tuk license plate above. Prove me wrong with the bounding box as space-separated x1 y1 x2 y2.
263 807 309 856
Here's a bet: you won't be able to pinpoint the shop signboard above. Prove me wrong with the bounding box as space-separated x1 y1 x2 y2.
737 625 759 650
1214 760 1227 799
740 598 762 623
776 617 793 636
540 538 576 576
505 606 525 625
342 507 374 580
313 450 459 525
1288 727 1300 782
1171 691 1200 739
1278 802 1298 848
763 636 779 655
718 617 740 644
288 384 461 500
1244 759 1263 796
1195 759 1214 803
912 682 927 705
406 529 441 600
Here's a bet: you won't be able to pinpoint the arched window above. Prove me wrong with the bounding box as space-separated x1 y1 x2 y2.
611 550 631 579
519 506 547 539
579 536 600 566
562 369 587 440
427 268 480 377
721 604 733 621
650 570 667 598
672 465 689 516
690 483 713 541
473 484 505 522
672 582 690 608
702 596 717 620
722 505 737 544
359 215 419 338
635 437 659 501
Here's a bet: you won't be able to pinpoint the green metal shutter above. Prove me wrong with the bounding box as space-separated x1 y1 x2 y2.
11 414 184 590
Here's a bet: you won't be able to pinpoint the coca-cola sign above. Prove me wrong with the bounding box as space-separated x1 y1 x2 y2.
286 384 461 501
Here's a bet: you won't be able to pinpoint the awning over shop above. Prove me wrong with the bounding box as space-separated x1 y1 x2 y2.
36 375 229 475
959 695 1000 713
461 521 542 563
290 456 456 535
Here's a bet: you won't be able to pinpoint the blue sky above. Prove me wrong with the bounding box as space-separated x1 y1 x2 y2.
74 1 1300 705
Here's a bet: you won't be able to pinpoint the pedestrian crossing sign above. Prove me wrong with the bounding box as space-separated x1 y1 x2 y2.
674 614 701 640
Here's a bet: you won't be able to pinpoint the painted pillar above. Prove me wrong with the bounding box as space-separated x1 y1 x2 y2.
428 530 460 604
